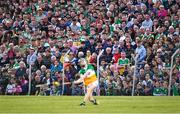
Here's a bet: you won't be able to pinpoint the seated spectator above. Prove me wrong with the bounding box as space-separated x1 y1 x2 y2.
50 60 63 75
70 19 81 33
89 52 97 69
14 80 22 95
85 50 91 63
5 79 16 95
112 48 121 64
7 43 15 59
104 47 113 63
141 14 153 30
15 61 27 80
157 5 168 18
153 82 162 96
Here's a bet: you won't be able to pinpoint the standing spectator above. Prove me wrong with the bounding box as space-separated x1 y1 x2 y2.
87 37 96 53
34 54 44 70
135 38 146 69
26 47 37 66
43 49 52 69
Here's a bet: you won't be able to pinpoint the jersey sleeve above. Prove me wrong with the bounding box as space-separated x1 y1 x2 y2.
79 69 85 75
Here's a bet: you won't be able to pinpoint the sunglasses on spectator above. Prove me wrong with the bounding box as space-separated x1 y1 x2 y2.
80 65 86 68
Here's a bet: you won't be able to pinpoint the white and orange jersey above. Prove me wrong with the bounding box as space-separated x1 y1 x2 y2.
78 64 97 86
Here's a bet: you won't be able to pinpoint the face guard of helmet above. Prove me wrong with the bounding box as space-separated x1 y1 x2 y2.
79 58 87 69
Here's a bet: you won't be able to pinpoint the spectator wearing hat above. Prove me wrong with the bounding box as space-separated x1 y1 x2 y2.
35 8 46 22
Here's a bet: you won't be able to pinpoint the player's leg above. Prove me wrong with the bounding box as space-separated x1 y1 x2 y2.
89 85 98 105
80 81 99 106
89 80 99 104
89 85 96 101
80 87 91 106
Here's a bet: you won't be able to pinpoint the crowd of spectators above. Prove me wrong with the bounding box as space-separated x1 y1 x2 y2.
0 0 179 96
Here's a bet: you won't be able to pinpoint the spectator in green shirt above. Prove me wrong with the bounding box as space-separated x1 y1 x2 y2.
117 52 130 75
153 81 162 96
161 81 168 96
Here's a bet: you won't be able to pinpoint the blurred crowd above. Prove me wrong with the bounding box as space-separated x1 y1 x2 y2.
0 0 179 96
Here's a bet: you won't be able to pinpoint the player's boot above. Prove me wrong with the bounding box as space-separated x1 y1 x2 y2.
90 99 98 105
80 101 86 106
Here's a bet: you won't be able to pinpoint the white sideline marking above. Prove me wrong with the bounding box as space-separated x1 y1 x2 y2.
0 112 180 114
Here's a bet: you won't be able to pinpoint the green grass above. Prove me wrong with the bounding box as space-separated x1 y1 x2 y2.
0 96 180 114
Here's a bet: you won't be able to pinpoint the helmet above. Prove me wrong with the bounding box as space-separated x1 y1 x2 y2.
79 58 87 69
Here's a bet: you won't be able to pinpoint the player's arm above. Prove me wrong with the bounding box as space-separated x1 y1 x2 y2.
73 69 93 84
73 74 84 84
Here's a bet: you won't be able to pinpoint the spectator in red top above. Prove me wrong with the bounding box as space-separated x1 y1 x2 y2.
89 52 97 68
7 43 15 59
113 48 121 63
158 5 168 18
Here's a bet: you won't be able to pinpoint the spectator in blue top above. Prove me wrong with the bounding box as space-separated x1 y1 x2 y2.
26 47 37 66
70 19 80 33
141 14 153 30
50 60 63 75
135 37 146 68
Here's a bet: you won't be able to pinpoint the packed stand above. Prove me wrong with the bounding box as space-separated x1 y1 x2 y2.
0 0 179 96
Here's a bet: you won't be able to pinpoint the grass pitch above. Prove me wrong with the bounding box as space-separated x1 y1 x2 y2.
0 96 180 114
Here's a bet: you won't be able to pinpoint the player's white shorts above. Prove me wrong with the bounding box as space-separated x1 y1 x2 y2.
86 80 98 89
